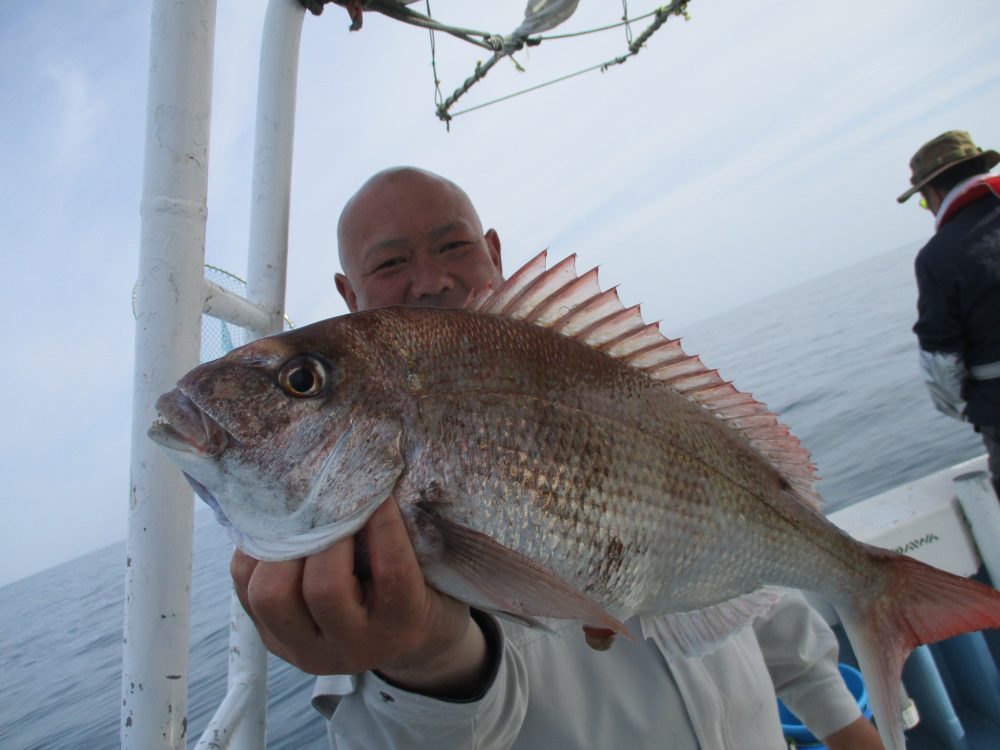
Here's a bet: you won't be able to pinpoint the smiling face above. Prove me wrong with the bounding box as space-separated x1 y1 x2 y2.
335 167 503 312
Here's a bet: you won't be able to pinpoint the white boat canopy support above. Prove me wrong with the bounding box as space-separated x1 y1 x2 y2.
125 0 305 748
124 0 217 747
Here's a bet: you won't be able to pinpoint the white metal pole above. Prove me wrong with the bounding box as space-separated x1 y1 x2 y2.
123 1 217 748
193 595 270 750
954 470 1000 588
246 0 306 336
202 278 273 334
225 1 306 747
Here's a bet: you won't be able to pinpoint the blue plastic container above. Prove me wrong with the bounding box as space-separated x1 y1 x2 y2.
778 663 873 748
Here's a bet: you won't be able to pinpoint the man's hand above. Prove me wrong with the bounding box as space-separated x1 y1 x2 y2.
822 715 884 750
231 498 492 699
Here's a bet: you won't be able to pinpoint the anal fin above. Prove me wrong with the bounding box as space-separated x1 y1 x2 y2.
640 588 784 658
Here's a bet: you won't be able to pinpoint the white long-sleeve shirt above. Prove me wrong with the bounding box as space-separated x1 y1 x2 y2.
312 592 861 749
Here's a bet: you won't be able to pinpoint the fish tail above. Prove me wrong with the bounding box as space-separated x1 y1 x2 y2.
837 549 1000 750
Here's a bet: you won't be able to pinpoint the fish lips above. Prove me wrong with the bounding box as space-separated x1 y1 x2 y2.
148 388 230 457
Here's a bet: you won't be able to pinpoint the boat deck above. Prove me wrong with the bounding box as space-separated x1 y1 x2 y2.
819 456 1000 750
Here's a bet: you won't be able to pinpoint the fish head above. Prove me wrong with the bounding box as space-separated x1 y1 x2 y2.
148 316 406 561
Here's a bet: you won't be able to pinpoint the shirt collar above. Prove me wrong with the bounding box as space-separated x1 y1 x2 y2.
936 174 996 230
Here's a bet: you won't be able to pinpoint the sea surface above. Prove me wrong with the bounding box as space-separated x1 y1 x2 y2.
0 242 987 749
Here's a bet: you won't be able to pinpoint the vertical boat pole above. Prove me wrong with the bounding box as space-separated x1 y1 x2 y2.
954 470 1000 588
123 1 217 747
191 2 306 746
220 2 306 745
245 0 304 341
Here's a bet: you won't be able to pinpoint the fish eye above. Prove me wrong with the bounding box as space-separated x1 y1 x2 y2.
278 356 328 398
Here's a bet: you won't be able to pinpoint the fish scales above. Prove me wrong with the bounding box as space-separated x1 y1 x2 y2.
367 307 849 614
150 252 1000 750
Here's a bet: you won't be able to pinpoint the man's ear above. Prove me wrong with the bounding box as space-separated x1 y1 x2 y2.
485 228 502 276
335 273 359 312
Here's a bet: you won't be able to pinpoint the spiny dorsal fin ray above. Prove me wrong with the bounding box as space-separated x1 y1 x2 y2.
501 253 579 319
663 369 723 393
600 321 664 357
553 288 623 336
475 250 550 314
526 267 603 327
628 339 685 370
468 252 822 510
713 402 769 418
577 305 645 348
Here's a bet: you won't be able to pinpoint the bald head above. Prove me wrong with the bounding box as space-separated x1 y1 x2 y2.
338 168 482 269
334 167 502 312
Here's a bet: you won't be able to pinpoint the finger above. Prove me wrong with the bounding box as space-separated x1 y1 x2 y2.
230 549 259 618
229 551 300 664
245 558 321 644
365 498 426 614
300 534 365 627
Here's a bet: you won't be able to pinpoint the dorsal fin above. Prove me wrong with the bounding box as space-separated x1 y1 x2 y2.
468 251 822 510
475 250 549 314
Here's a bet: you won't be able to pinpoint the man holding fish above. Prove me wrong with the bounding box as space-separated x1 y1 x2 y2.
226 167 884 749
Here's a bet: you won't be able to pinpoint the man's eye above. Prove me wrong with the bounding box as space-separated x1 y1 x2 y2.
373 257 406 272
441 241 471 253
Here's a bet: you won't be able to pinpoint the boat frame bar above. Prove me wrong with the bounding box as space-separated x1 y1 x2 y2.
124 1 306 747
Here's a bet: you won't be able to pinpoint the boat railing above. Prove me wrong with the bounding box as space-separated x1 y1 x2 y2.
819 458 1000 749
125 1 305 747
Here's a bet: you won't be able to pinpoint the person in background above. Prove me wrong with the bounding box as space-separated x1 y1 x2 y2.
232 166 883 749
898 131 1000 499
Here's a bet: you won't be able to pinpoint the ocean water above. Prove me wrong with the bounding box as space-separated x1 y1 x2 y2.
679 240 984 510
0 242 988 749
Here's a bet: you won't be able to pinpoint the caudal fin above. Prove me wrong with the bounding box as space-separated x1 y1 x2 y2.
838 550 1000 750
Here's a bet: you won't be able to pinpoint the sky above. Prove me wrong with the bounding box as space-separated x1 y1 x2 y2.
1 0 998 587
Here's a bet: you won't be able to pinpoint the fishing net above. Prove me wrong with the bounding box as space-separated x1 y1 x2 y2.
201 266 253 362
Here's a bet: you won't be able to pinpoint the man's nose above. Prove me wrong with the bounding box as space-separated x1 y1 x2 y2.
409 254 452 299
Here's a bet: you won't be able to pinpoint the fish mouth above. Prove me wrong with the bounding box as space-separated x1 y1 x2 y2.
148 388 230 457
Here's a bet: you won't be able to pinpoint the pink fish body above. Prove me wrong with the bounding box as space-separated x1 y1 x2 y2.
150 252 1000 750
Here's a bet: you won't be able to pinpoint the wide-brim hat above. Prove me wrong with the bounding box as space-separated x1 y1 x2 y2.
897 130 1000 203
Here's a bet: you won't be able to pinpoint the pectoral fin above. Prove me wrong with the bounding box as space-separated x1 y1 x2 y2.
417 510 629 638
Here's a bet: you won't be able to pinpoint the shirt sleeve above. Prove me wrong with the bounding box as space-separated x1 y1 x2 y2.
754 591 862 740
315 612 529 750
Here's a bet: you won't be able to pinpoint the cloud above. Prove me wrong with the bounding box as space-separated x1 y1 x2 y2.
41 62 108 171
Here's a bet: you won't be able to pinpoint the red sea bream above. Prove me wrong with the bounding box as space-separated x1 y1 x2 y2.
149 251 1000 750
